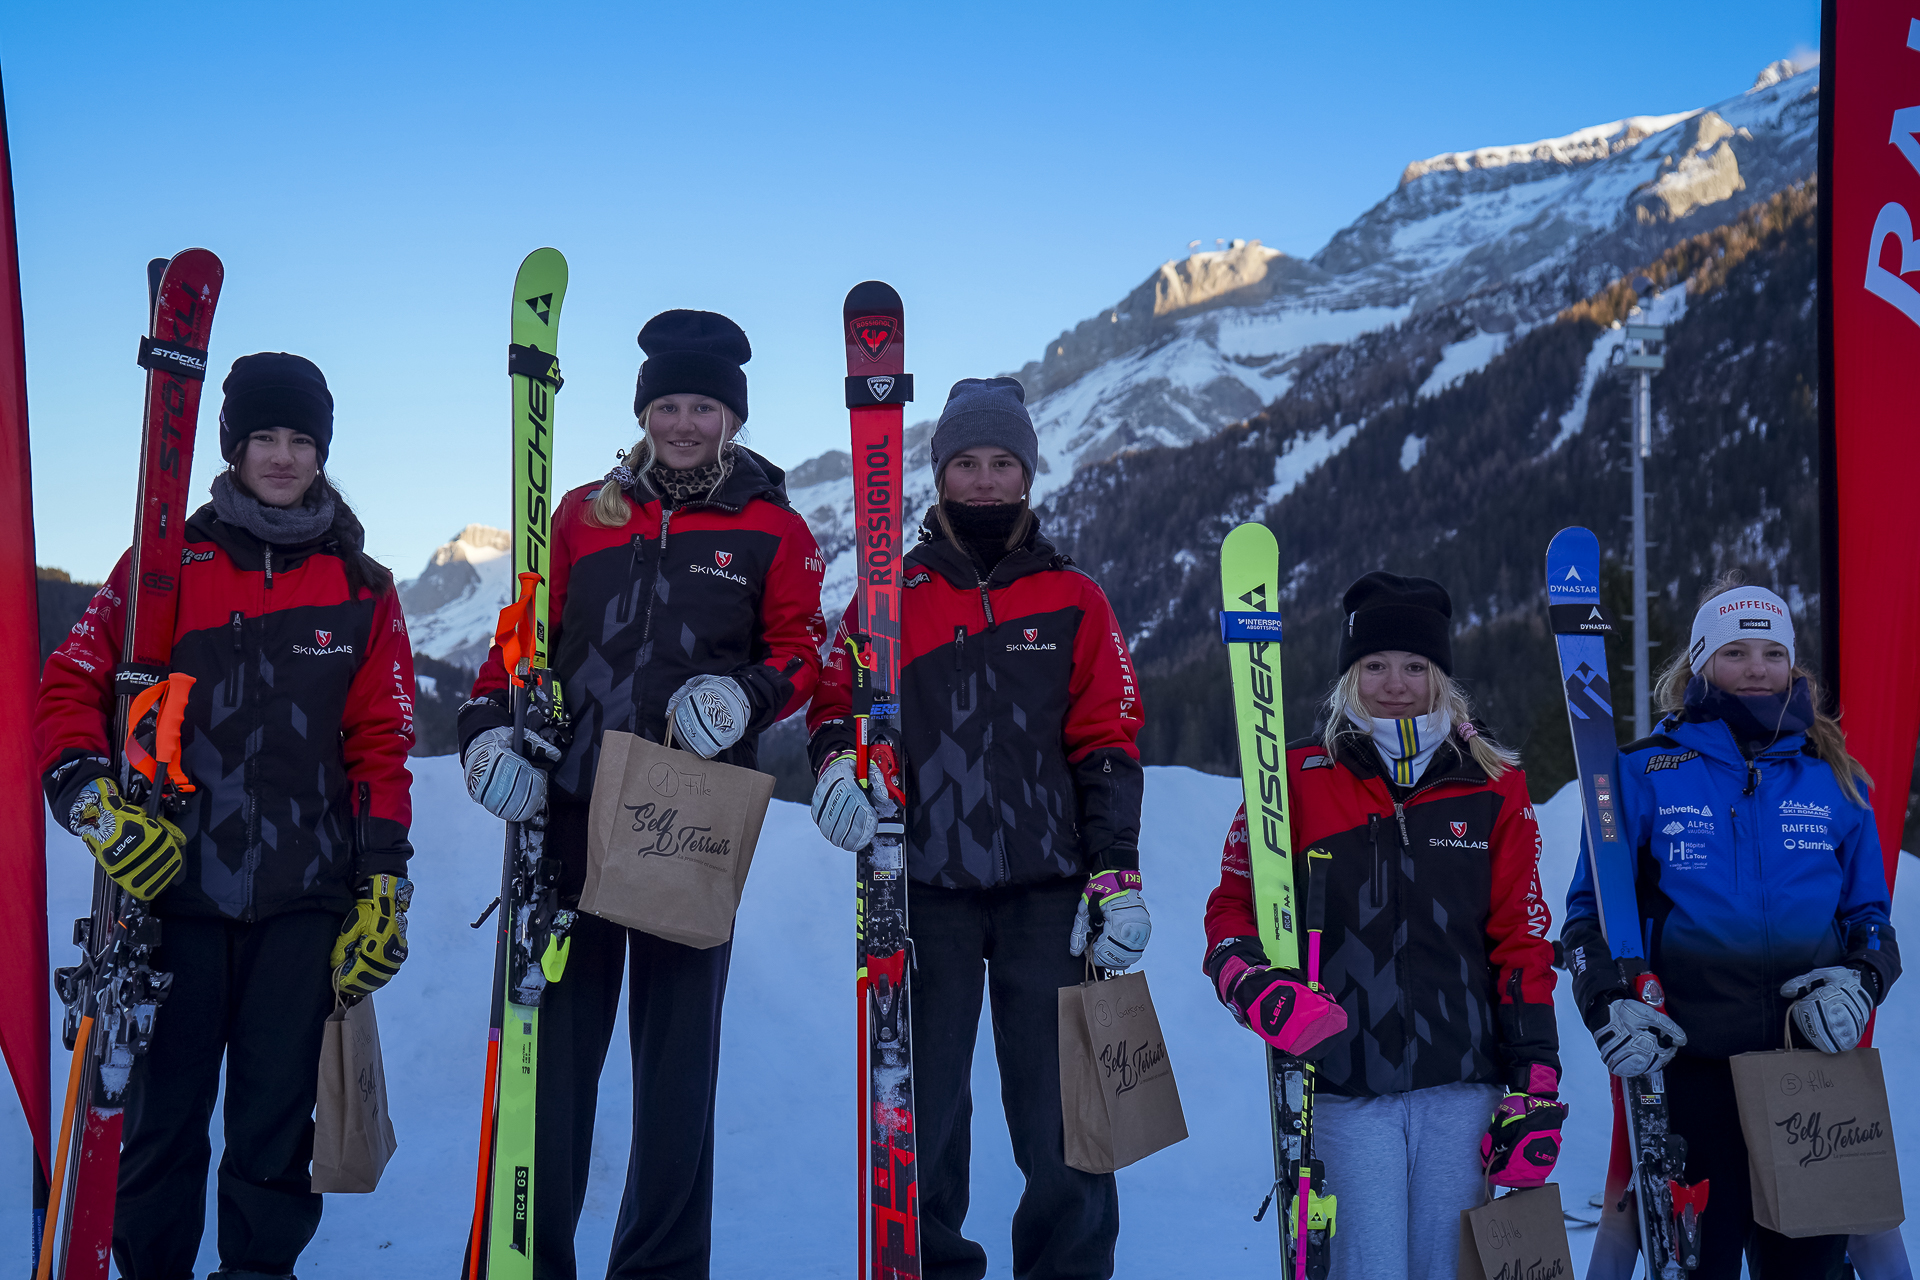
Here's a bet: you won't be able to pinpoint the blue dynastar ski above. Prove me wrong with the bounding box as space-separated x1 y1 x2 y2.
1546 526 1703 1278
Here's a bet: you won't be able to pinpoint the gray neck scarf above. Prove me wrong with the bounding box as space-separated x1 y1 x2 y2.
211 470 337 546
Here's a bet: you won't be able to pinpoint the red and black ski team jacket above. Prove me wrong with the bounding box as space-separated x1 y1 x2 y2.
461 448 826 806
1204 732 1559 1098
807 516 1144 890
35 507 416 924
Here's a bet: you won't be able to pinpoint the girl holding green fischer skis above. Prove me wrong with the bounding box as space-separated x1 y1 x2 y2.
1203 571 1564 1278
1562 578 1899 1280
459 310 827 1277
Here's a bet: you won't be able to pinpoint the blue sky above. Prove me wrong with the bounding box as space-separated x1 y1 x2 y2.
6 1 1819 582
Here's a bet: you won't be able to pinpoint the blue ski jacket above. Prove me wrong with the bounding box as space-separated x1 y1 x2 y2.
1563 716 1898 1059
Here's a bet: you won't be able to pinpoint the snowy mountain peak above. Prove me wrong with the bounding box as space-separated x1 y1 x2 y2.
1398 110 1699 188
1750 56 1811 93
399 525 515 669
1149 239 1287 318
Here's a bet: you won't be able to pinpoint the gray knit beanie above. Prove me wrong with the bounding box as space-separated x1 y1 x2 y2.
930 377 1038 482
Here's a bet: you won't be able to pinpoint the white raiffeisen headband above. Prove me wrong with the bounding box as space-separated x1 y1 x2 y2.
1687 586 1795 673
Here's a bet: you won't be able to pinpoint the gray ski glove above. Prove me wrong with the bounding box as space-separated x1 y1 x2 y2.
1592 996 1686 1077
667 674 751 758
810 751 888 851
1069 869 1151 970
1781 966 1874 1054
463 725 560 823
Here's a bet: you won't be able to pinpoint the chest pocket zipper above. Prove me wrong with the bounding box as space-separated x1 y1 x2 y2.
225 611 244 707
954 626 969 710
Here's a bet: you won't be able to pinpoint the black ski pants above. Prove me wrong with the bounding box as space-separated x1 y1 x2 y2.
909 877 1119 1280
532 802 732 1280
1666 1054 1851 1279
112 909 337 1280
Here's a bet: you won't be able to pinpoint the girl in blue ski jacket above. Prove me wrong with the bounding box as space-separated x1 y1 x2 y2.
1562 578 1898 1280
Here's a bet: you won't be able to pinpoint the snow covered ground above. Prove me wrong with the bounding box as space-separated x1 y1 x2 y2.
6 764 1915 1276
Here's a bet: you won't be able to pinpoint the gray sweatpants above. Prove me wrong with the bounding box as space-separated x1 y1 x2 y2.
1315 1081 1502 1279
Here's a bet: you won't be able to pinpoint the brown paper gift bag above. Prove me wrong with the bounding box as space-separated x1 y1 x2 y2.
310 995 398 1193
1730 1036 1905 1237
1058 969 1188 1173
581 727 775 949
1457 1184 1574 1280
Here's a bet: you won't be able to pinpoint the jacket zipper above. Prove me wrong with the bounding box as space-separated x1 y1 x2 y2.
241 585 261 921
264 545 273 589
226 611 244 707
971 562 1009 885
954 625 969 711
1509 968 1527 1039
1366 813 1385 907
632 505 673 736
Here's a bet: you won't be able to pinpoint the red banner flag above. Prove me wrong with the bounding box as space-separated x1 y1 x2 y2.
0 66 51 1195
1820 0 1920 888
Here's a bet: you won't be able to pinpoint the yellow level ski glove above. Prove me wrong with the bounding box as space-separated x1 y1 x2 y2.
67 777 184 902
331 874 412 1000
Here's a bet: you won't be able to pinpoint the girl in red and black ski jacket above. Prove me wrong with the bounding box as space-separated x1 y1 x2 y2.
33 352 415 1278
37 508 417 920
1202 571 1561 1278
455 309 825 1278
806 377 1144 1280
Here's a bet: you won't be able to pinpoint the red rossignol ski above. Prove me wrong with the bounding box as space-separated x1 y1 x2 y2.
844 281 919 1280
39 249 222 1280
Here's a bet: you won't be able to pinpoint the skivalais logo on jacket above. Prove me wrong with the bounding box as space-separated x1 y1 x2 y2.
1450 821 1467 838
714 552 733 569
1023 628 1039 643
315 630 332 647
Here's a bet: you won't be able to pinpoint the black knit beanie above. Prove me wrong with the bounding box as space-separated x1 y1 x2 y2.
633 310 751 422
220 352 334 463
1337 571 1454 675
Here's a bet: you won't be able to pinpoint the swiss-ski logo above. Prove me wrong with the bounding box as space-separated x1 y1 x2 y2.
524 293 553 324
1023 628 1039 643
866 375 895 400
849 314 897 362
1450 821 1468 839
714 551 733 569
315 630 333 647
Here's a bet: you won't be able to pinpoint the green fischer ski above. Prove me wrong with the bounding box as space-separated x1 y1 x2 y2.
1221 522 1297 970
469 247 572 1280
1220 521 1333 1278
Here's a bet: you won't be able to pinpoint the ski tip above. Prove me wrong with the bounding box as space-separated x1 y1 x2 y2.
844 280 903 316
1221 521 1278 555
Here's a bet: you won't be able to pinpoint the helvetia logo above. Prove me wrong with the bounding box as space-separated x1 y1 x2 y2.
1023 628 1039 643
714 551 733 569
849 314 897 362
1450 821 1467 839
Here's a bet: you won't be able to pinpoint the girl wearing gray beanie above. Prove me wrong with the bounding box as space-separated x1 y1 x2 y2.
807 376 1147 1280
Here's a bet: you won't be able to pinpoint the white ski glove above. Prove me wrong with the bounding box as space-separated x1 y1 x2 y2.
1592 996 1687 1077
811 752 888 851
463 725 561 823
666 674 751 759
1781 966 1874 1054
1069 869 1152 970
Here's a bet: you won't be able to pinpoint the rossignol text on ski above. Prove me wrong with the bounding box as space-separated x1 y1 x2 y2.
39 249 223 1280
843 279 921 1280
